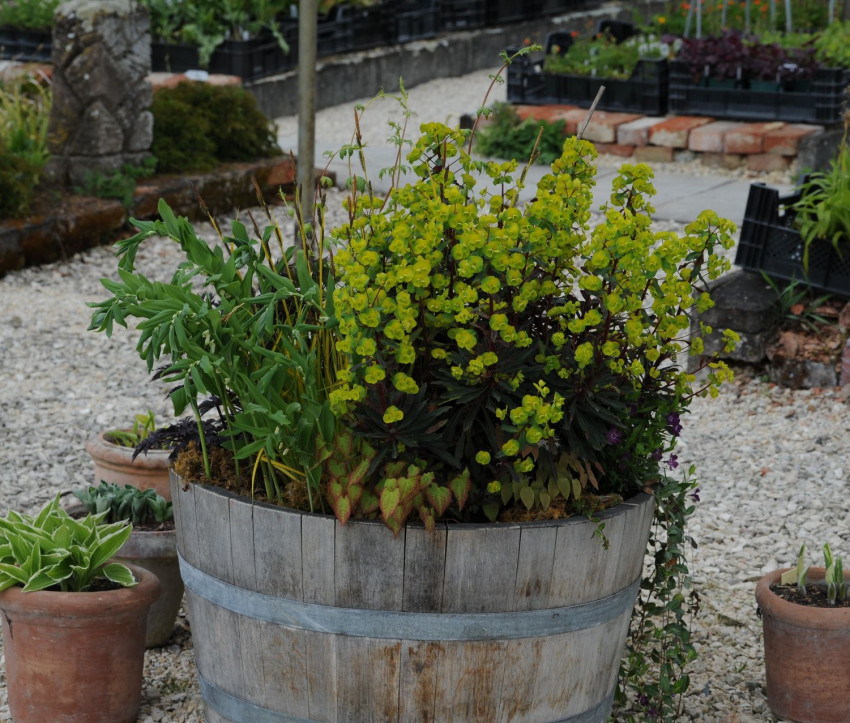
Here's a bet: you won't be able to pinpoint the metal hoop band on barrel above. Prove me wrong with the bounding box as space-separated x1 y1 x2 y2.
197 672 616 723
178 551 640 642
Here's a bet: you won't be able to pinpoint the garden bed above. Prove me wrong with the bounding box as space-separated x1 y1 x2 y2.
0 156 326 276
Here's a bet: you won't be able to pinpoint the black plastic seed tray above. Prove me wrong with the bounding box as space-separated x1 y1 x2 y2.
736 183 850 298
669 60 850 124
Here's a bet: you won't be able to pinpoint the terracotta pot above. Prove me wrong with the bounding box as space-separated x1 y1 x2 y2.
86 431 172 500
117 526 184 647
755 567 850 723
0 563 161 723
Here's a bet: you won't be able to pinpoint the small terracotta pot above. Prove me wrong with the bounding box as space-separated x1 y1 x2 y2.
86 431 172 500
0 563 161 723
118 527 184 647
755 567 850 723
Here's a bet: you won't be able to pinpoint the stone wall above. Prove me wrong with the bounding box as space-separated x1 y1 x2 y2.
46 0 153 186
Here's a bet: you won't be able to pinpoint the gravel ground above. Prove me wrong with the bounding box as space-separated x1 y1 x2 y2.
1 68 848 722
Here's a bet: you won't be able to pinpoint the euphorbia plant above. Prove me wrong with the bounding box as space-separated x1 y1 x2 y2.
326 97 738 533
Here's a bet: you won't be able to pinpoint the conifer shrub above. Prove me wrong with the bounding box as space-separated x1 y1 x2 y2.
151 81 281 173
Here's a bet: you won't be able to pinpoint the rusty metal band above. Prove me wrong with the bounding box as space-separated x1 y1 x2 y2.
179 551 639 642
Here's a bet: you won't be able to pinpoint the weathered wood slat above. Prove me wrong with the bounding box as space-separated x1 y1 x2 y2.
301 514 335 605
192 484 234 585
227 498 267 710
433 640 506 722
513 524 558 611
397 641 443 722
259 625 310 718
334 636 402 723
305 633 338 722
615 493 655 585
253 500 303 599
171 470 199 566
441 525 521 613
402 525 447 613
335 518 405 609
493 637 546 722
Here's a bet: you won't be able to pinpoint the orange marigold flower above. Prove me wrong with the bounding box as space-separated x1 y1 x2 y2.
571 30 579 37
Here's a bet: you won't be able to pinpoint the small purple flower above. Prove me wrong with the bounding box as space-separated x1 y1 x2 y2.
691 487 701 502
651 448 663 462
606 427 624 445
666 454 679 470
667 411 682 437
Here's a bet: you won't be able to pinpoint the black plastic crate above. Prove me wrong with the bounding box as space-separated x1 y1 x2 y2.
0 28 52 62
317 7 355 56
439 0 486 31
736 183 850 298
393 0 439 42
336 3 392 51
669 60 850 124
505 46 545 104
485 0 544 25
538 58 669 116
152 30 295 80
151 42 201 73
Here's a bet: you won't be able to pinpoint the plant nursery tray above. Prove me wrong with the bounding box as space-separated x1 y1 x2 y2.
508 57 668 117
736 183 850 298
152 27 296 81
391 0 439 42
669 60 850 124
438 0 486 31
0 28 52 62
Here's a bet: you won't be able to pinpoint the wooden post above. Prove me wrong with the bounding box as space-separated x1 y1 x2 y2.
297 0 317 241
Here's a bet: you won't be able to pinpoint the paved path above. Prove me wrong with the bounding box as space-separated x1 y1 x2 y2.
274 68 795 227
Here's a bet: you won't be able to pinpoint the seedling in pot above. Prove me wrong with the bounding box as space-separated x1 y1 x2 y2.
105 410 157 448
780 543 846 605
74 482 173 527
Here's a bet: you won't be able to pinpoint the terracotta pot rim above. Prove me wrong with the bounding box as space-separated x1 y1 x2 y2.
175 472 653 529
755 567 850 630
0 563 161 617
86 431 171 467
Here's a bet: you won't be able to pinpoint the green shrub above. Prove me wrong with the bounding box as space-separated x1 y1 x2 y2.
152 82 281 173
474 103 566 165
0 0 61 30
0 141 40 218
0 74 50 218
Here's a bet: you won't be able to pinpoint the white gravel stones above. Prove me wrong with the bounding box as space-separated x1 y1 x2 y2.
0 70 843 722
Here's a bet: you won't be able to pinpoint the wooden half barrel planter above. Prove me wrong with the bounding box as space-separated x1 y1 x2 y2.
172 472 654 722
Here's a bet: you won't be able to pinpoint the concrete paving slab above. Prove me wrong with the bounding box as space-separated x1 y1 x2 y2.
279 134 794 228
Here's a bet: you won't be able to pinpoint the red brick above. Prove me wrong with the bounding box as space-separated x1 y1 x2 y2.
688 121 744 153
745 153 790 172
648 116 714 148
576 110 641 144
700 152 744 170
148 71 242 92
764 123 824 156
593 143 635 157
617 116 666 146
634 145 674 163
206 74 242 87
514 104 581 134
724 122 785 154
266 159 297 187
149 72 190 91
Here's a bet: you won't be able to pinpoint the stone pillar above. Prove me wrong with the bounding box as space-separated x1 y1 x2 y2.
46 0 152 186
